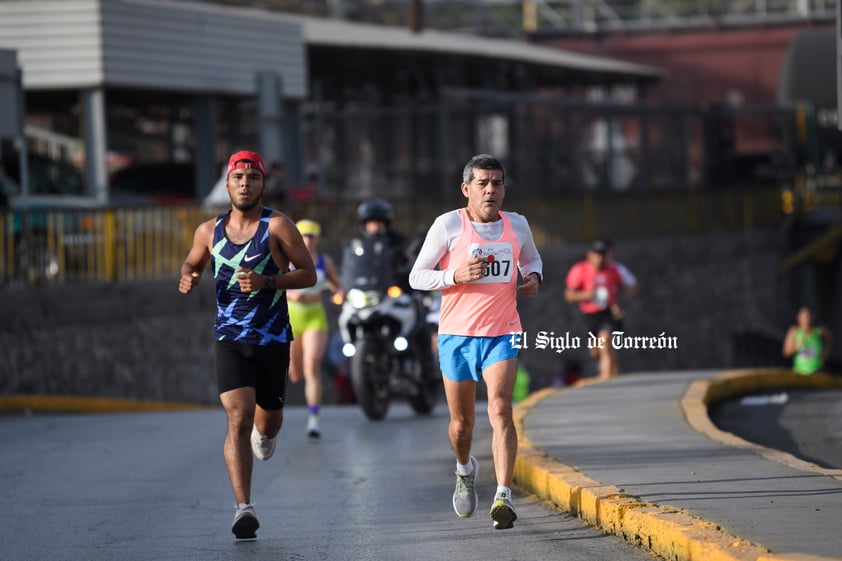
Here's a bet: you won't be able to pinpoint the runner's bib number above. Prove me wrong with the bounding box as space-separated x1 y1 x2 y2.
468 242 514 284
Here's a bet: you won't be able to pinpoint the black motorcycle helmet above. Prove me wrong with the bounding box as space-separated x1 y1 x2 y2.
357 198 393 227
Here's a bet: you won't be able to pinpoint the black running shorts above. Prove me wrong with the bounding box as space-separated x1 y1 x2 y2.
583 309 619 336
215 340 290 410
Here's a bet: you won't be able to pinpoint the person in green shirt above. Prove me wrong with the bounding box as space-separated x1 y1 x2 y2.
782 306 832 375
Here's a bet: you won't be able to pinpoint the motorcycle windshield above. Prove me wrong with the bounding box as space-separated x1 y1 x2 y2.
340 235 392 292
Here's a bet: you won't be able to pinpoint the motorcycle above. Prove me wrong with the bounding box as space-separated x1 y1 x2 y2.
337 235 440 421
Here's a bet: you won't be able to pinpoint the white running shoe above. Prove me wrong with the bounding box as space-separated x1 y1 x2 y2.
307 416 321 439
250 425 276 461
231 503 259 539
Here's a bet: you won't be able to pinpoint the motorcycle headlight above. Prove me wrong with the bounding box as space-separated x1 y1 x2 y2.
342 343 356 357
346 288 380 309
387 285 403 298
393 336 409 352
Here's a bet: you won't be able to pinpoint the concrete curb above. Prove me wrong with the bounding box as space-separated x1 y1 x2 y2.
0 394 211 414
513 370 842 561
681 368 842 481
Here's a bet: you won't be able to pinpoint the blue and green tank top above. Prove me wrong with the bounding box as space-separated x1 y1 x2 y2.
211 207 291 344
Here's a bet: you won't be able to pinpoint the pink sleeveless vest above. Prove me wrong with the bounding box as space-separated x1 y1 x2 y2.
438 209 522 337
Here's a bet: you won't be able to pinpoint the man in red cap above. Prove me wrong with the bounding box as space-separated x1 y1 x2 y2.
179 150 316 539
225 150 266 177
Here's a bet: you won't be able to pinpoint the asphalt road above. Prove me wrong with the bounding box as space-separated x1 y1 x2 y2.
709 389 842 470
0 403 658 561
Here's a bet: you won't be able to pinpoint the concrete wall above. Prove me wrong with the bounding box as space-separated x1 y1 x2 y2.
517 231 800 387
1 230 830 405
1 277 220 404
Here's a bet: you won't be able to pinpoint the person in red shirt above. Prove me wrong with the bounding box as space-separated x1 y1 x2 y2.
565 240 625 379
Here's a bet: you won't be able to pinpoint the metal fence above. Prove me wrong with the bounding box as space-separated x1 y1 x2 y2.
1 205 207 287
1 185 787 288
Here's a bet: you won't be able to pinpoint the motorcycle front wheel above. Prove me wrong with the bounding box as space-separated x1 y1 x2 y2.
350 338 391 421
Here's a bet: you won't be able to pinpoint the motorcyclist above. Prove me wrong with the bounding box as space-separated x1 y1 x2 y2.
338 198 439 420
356 198 412 292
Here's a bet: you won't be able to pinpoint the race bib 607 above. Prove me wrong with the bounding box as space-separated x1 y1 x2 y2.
468 242 514 284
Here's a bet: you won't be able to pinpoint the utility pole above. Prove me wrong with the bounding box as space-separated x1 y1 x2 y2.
837 0 841 130
523 0 537 32
409 0 423 33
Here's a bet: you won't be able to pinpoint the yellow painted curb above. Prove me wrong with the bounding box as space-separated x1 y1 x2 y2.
0 394 212 414
513 374 842 561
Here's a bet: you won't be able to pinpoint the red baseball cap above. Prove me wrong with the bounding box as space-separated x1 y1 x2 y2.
226 150 266 176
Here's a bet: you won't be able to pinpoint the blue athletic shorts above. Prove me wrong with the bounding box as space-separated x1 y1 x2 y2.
437 334 519 382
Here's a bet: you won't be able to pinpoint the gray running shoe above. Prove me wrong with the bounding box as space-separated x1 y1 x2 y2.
231 503 259 539
251 425 276 461
452 456 479 518
489 492 517 530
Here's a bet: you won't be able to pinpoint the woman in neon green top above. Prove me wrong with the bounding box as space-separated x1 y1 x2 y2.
287 219 344 437
782 306 832 375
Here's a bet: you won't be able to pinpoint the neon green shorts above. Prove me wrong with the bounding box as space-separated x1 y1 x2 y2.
288 301 328 339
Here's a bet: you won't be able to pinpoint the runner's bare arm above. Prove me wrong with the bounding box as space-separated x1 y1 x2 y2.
271 213 317 290
179 219 214 294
